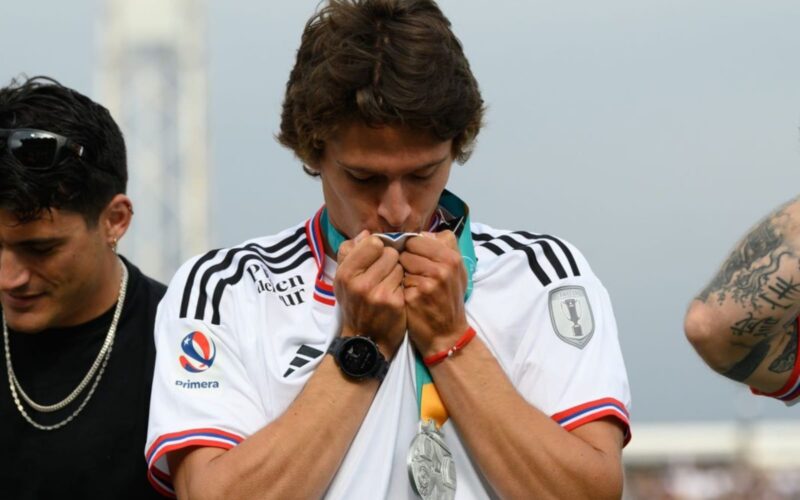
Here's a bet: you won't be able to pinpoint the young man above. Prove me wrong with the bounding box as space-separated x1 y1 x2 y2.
686 198 800 404
147 1 631 498
0 76 166 498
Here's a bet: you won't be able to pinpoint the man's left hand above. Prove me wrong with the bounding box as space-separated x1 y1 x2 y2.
400 231 469 357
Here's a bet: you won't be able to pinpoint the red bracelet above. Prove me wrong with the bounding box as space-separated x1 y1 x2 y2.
423 326 476 367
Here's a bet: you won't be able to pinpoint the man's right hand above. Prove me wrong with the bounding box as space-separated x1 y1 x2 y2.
335 230 407 359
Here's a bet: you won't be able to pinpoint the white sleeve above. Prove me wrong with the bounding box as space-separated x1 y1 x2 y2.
144 253 267 496
511 261 632 444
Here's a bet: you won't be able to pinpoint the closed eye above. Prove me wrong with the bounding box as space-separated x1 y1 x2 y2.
410 164 439 181
345 170 380 184
19 240 62 257
26 244 58 256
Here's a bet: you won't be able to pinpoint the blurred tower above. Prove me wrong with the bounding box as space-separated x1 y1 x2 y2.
96 0 210 282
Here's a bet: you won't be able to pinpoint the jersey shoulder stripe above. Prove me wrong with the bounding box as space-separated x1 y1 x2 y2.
472 226 582 286
207 247 312 324
179 225 311 324
179 247 222 319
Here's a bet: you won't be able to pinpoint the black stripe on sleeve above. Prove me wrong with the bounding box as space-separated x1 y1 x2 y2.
209 254 263 324
180 249 222 318
480 241 504 256
264 251 313 275
497 235 552 286
514 231 580 276
471 232 493 242
192 230 307 321
243 239 307 265
209 251 314 325
194 247 245 321
530 239 567 279
262 226 306 253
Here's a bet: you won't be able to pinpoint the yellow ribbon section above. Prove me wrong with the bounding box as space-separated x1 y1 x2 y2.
420 382 449 428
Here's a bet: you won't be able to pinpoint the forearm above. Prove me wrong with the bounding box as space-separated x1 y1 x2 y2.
430 339 623 500
685 299 798 389
172 358 379 500
686 197 800 389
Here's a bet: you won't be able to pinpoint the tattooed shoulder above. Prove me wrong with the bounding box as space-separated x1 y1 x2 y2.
698 205 795 306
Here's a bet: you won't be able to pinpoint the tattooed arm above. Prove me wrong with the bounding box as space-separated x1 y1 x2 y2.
685 198 800 393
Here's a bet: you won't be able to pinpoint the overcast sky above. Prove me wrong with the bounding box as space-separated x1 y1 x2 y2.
2 0 800 424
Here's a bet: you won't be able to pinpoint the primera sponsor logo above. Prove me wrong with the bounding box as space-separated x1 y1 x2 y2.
175 379 220 389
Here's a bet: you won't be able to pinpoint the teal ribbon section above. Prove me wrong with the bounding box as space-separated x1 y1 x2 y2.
320 209 348 257
438 189 476 302
319 190 476 412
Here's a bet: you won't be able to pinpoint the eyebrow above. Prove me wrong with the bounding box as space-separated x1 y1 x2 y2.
335 156 449 173
14 237 66 248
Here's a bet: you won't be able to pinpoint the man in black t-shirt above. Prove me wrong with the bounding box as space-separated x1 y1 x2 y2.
0 76 166 499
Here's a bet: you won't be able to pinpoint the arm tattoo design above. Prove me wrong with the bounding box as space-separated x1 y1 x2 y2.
700 199 800 382
698 214 790 307
724 316 798 381
729 313 778 337
769 325 798 374
724 338 772 382
723 310 799 382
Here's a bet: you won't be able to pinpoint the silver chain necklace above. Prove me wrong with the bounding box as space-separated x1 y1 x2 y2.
3 258 129 431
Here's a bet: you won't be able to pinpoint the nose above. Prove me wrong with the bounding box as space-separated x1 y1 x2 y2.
377 180 412 230
0 250 31 292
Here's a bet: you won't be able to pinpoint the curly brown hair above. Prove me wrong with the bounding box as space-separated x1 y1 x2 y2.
278 0 484 175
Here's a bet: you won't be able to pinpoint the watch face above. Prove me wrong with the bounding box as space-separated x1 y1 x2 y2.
339 337 379 377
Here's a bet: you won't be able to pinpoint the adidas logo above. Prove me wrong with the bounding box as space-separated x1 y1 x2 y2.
283 344 324 377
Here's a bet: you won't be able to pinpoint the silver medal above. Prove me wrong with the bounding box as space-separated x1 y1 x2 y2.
407 419 457 500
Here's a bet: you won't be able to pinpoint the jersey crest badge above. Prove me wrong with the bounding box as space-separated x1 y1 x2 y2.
179 331 217 372
548 286 595 348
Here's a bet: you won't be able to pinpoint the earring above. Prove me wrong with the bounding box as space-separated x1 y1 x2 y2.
110 237 118 253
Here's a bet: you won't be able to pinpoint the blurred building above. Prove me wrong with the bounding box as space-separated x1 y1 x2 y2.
624 420 800 499
96 0 210 282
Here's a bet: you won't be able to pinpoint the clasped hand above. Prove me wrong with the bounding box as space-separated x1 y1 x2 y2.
334 230 469 360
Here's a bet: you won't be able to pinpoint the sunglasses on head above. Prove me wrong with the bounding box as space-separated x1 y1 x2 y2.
0 128 85 169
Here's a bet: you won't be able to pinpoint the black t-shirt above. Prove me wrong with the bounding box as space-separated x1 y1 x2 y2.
1 257 167 499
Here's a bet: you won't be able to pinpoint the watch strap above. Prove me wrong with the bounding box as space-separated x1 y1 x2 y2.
327 337 345 356
372 357 389 382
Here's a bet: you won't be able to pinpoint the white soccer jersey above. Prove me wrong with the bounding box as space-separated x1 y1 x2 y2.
145 206 632 498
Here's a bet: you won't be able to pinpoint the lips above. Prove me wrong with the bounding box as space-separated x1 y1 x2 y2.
1 293 44 311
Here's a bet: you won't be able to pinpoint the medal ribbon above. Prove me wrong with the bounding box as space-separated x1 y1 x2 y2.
321 190 476 429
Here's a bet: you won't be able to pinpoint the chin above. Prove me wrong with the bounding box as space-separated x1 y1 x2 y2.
2 311 50 334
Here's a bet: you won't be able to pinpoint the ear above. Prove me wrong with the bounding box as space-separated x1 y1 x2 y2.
100 194 133 247
303 163 322 176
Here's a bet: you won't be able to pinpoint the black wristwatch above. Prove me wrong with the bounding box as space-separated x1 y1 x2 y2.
327 336 389 382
